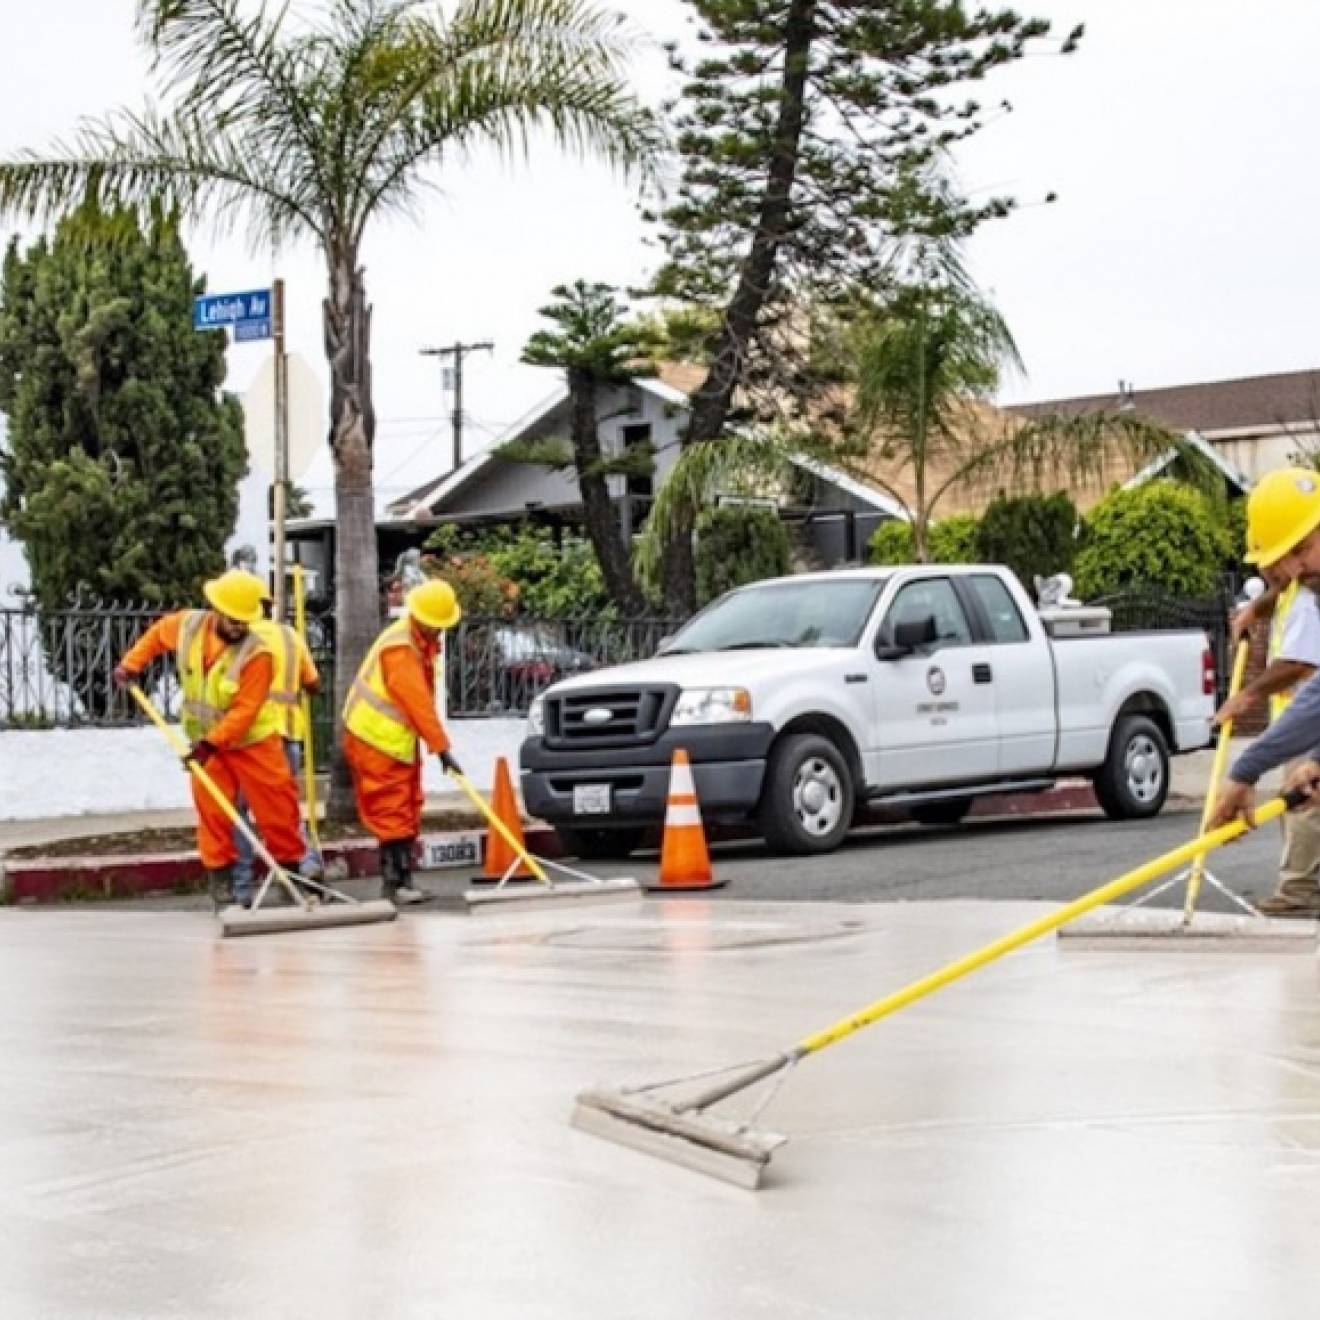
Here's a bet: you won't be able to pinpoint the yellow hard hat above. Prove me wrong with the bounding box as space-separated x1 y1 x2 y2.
407 579 462 630
203 569 268 624
1245 467 1320 566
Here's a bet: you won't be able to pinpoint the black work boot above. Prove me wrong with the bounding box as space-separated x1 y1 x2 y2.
378 843 400 903
391 840 428 906
207 867 235 913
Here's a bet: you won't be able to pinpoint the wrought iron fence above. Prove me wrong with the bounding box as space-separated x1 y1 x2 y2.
0 599 686 731
1088 587 1234 703
0 597 180 728
444 615 685 717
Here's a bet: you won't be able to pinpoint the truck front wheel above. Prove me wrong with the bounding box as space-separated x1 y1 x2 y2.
1093 715 1169 820
758 733 855 855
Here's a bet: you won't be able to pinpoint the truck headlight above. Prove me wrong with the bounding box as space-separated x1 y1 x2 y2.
527 695 546 737
670 687 752 726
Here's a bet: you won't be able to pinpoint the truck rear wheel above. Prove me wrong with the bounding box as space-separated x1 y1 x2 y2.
554 826 645 861
758 733 854 855
1093 715 1169 820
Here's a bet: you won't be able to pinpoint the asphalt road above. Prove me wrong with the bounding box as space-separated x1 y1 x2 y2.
646 805 1286 910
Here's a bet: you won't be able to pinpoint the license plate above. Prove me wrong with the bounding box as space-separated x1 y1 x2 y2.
573 784 612 815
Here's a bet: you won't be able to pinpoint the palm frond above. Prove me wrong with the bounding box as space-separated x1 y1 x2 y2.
350 0 663 233
0 105 321 246
634 433 797 593
925 412 1200 518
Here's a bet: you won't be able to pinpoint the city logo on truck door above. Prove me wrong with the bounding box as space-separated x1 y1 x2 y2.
926 667 946 696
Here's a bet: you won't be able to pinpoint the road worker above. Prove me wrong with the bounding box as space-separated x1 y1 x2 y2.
228 600 325 905
112 569 308 910
343 579 463 905
1208 469 1320 838
1214 560 1320 916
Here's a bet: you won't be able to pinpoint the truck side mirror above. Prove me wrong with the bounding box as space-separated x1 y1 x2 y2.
877 614 938 660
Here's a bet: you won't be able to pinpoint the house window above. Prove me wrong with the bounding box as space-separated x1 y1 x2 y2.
622 423 653 501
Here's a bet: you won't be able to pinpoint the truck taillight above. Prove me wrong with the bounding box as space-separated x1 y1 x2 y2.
1203 647 1216 696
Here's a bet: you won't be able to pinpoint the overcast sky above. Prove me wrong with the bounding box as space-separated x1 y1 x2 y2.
3 0 1320 515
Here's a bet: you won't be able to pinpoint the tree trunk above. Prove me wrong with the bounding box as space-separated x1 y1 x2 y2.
322 247 380 820
569 368 648 616
660 0 819 613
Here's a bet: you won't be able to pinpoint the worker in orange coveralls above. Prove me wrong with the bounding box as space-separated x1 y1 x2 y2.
343 580 462 905
113 569 313 911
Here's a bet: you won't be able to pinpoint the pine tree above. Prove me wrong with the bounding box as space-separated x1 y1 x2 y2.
0 201 245 713
650 0 1079 608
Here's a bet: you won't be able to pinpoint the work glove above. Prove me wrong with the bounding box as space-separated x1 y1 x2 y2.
438 750 463 777
112 666 134 689
184 739 218 770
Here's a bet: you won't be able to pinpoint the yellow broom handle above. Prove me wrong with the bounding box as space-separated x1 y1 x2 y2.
796 794 1292 1057
128 683 294 882
447 769 550 885
1182 638 1251 919
291 565 322 851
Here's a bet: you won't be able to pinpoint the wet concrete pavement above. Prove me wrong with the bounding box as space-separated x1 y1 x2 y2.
3 897 1319 1319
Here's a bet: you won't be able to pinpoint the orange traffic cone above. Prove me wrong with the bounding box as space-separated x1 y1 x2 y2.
647 749 725 893
472 757 536 884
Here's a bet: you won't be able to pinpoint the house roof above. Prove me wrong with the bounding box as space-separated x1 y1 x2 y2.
1012 368 1320 436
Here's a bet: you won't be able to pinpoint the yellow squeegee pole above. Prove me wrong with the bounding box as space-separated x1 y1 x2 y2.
795 796 1288 1057
447 768 551 886
291 565 322 853
129 683 297 885
1182 638 1251 922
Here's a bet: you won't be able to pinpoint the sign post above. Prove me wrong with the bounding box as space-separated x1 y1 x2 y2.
272 279 289 620
193 283 289 617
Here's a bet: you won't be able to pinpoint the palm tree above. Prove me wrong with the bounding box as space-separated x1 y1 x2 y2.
637 279 1195 588
0 0 659 808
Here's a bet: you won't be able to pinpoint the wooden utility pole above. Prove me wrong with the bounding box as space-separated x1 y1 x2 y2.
272 277 289 620
419 339 493 472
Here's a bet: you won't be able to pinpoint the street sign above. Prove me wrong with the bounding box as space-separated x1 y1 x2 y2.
193 288 273 335
233 319 272 342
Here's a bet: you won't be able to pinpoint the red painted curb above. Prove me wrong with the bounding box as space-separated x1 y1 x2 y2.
3 826 563 904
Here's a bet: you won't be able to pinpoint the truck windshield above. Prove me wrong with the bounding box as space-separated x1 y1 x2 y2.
666 579 885 653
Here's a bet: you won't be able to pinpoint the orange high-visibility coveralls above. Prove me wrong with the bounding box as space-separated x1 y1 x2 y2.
344 623 452 843
120 612 305 870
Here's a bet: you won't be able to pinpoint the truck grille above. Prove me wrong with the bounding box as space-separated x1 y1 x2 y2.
547 687 675 747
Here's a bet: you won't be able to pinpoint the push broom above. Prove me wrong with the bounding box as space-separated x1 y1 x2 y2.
130 685 396 937
1060 639 1311 949
444 768 641 910
291 565 323 857
572 786 1313 1189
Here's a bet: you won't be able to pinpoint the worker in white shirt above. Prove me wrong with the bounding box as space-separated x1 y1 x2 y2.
1218 564 1320 916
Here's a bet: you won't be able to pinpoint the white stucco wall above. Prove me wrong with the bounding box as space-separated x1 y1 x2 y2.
0 718 527 822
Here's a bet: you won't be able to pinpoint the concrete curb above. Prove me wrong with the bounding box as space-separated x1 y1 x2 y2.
3 826 565 904
0 779 1167 905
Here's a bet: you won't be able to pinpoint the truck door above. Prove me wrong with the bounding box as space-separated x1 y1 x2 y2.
961 573 1057 774
870 575 999 787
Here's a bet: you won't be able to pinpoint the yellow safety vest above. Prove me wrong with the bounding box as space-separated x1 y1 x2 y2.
175 611 282 747
1269 580 1302 723
252 619 310 741
343 618 426 763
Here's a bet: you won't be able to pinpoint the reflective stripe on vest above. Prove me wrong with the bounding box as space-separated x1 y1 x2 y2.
1269 580 1301 723
175 610 282 747
343 619 425 763
253 620 304 740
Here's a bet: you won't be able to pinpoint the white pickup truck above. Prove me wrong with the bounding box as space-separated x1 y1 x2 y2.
520 566 1216 858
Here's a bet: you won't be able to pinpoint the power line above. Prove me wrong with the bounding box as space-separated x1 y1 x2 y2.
419 339 494 473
